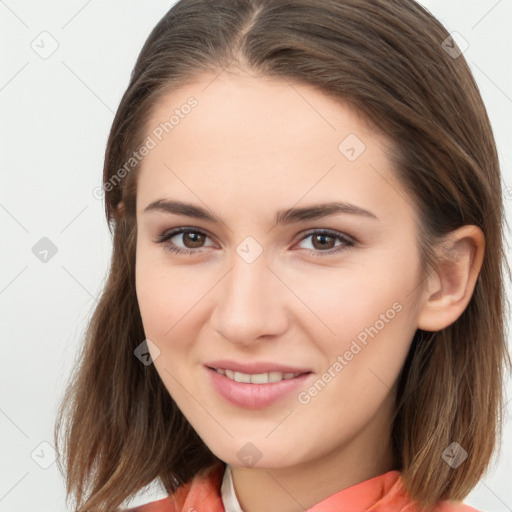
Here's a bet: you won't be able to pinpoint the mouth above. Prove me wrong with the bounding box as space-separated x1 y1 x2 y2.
205 363 314 409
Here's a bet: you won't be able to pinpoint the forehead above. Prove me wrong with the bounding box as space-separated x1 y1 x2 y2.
144 70 379 153
136 71 410 222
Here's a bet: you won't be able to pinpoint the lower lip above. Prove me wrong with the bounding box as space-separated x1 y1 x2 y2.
206 367 312 410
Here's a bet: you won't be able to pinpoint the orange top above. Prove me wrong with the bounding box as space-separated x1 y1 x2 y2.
122 461 481 512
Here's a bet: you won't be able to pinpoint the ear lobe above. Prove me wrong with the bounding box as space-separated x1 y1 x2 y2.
416 225 485 332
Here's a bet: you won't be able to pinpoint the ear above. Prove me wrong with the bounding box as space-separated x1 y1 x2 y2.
416 225 485 332
113 200 126 221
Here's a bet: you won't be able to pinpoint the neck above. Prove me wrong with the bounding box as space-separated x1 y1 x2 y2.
229 394 396 512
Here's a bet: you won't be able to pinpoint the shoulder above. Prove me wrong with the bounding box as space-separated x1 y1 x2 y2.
119 461 226 512
373 472 484 512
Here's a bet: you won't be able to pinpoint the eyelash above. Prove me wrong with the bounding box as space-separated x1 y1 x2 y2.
154 227 355 257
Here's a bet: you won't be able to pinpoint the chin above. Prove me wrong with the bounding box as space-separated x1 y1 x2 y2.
203 435 305 469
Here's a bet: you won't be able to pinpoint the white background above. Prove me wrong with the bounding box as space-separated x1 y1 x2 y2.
1 1 511 511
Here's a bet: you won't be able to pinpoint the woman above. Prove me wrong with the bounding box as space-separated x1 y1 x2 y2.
54 1 511 511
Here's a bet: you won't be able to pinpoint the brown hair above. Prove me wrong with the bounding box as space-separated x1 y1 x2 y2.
54 0 511 510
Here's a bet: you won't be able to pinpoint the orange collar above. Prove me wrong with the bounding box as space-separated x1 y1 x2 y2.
126 461 480 512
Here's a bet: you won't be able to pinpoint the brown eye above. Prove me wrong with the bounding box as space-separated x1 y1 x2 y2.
155 228 215 255
297 229 355 257
311 233 336 250
181 231 206 248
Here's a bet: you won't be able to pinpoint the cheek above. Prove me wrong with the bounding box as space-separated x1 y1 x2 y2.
290 261 413 340
135 259 199 396
293 298 415 449
317 289 417 412
135 245 194 336
298 257 419 391
135 251 216 372
135 257 166 337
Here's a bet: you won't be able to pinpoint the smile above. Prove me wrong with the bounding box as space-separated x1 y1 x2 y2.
213 368 304 384
206 366 313 409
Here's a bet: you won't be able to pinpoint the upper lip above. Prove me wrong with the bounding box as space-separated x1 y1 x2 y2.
206 359 312 374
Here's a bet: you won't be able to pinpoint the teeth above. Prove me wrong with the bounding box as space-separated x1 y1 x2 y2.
234 371 251 383
268 371 283 383
215 368 303 383
248 372 268 384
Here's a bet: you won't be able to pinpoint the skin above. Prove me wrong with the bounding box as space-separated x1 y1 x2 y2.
131 66 485 512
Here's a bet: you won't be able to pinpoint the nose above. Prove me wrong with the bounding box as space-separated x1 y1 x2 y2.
209 248 289 347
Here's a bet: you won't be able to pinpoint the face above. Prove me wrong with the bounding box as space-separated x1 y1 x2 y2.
134 68 425 470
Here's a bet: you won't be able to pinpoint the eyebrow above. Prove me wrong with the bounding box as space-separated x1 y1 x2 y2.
142 199 378 225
